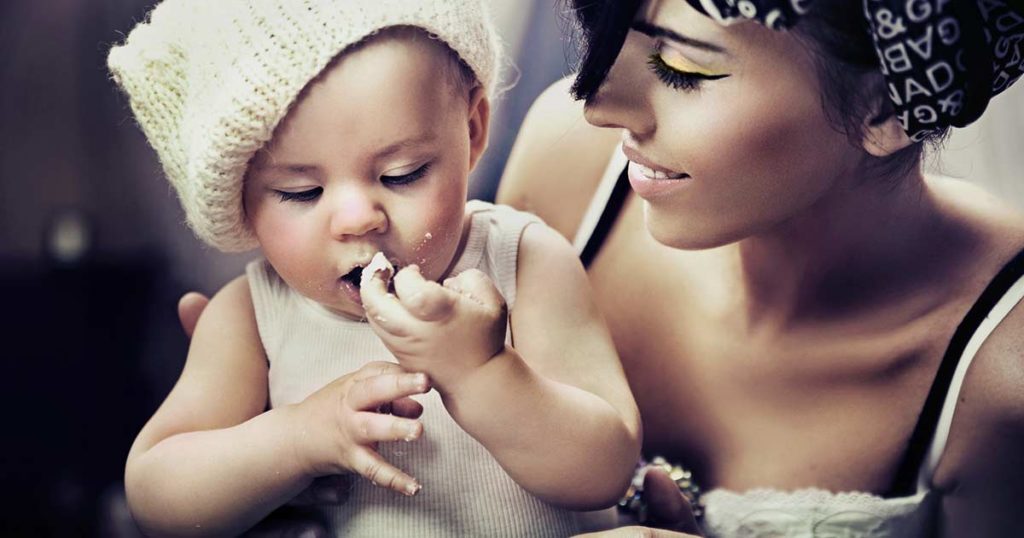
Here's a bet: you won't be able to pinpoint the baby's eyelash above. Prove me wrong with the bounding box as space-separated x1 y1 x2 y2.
647 54 728 92
275 187 322 203
381 163 431 186
270 163 431 203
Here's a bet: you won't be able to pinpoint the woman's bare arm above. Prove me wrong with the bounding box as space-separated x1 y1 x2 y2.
497 76 621 240
938 297 1024 537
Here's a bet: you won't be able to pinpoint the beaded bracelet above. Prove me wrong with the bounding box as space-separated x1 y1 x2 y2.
617 456 704 523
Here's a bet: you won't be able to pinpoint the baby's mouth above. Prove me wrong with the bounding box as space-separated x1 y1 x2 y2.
340 255 399 292
341 266 365 289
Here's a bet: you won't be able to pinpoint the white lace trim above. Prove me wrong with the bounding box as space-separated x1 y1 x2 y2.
704 486 925 509
701 487 935 538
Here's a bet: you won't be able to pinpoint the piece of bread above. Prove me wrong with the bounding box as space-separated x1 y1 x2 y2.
361 251 394 288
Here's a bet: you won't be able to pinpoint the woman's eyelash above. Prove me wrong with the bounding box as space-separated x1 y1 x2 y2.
275 187 322 203
647 54 728 92
381 163 431 186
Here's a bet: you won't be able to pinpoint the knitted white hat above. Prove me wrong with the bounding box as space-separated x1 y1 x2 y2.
108 0 502 252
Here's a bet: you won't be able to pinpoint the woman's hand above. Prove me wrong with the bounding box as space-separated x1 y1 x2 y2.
639 467 703 534
576 467 704 538
177 291 210 338
360 265 507 396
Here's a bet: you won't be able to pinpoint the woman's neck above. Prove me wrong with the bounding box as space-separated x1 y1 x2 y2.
728 165 951 329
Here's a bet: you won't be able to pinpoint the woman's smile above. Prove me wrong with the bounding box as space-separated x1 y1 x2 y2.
622 144 692 199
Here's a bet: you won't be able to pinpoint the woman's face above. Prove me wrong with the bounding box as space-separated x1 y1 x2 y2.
584 0 865 249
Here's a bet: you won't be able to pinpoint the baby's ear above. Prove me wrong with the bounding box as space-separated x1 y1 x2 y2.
860 87 913 157
467 85 490 171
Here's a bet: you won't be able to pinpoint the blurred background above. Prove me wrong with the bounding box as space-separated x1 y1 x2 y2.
0 1 1021 536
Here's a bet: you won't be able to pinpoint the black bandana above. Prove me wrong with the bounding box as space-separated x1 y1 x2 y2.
685 0 1024 140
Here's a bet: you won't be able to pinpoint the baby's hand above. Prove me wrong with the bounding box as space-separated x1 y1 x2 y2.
360 259 507 396
289 361 429 496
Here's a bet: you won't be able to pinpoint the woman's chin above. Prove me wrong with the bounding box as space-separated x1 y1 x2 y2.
643 209 747 251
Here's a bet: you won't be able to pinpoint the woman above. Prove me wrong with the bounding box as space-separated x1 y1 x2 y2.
497 0 1024 536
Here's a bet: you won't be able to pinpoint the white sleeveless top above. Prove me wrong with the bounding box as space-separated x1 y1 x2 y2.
574 147 1024 538
247 201 615 537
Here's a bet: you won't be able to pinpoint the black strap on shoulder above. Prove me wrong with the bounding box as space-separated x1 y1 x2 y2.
887 247 1024 496
580 167 631 268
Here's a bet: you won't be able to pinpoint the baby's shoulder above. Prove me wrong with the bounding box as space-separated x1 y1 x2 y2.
204 273 260 325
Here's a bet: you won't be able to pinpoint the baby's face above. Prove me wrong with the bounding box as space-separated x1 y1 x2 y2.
244 33 489 320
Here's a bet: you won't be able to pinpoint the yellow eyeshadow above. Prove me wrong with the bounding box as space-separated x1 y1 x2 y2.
658 46 721 77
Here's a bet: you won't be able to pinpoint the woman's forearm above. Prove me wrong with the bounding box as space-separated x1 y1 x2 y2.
125 405 312 537
442 347 640 510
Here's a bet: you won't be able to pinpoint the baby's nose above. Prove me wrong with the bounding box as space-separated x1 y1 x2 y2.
328 188 387 238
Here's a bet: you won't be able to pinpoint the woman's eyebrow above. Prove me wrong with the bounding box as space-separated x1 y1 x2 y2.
631 20 728 54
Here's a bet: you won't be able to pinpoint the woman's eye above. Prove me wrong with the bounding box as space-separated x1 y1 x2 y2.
381 163 431 186
275 187 322 203
647 53 728 92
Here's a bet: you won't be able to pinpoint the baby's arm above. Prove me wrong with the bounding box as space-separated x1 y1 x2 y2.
126 276 429 536
452 223 641 509
361 224 641 510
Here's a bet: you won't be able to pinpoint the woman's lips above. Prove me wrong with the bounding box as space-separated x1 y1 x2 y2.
633 161 688 180
627 161 692 199
621 145 688 179
621 146 692 199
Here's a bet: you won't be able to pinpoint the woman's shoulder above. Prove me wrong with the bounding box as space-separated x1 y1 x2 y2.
927 175 1024 505
936 265 1024 530
926 175 1024 377
496 75 622 241
927 174 1024 231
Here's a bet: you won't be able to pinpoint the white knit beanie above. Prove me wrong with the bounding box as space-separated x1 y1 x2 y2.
108 0 503 252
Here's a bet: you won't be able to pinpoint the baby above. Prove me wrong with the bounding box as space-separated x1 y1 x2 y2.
109 0 640 536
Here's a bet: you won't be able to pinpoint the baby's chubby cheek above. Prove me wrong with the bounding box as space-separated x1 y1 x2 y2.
397 205 465 280
254 220 322 281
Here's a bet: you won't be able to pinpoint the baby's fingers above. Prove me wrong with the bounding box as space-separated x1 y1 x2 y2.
351 411 423 443
350 447 422 496
350 361 408 382
394 265 456 321
390 396 424 419
444 268 505 311
361 270 417 335
348 372 430 411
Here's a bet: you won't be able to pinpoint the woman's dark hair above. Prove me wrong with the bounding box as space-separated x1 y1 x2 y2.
566 0 940 177
567 0 644 103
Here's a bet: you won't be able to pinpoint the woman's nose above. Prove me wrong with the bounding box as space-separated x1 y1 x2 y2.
328 187 387 239
582 37 656 140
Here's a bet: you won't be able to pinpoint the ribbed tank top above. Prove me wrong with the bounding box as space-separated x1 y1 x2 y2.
247 201 616 537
